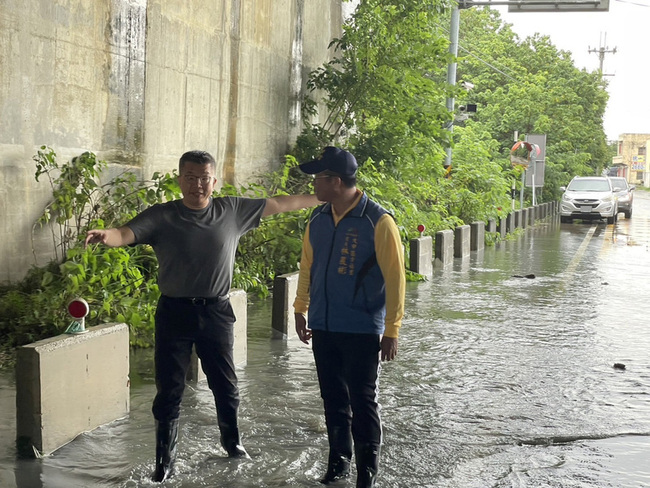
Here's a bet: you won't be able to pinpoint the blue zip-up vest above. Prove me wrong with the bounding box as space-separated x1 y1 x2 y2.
307 193 389 334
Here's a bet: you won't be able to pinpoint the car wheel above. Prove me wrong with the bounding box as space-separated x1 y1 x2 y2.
624 209 632 219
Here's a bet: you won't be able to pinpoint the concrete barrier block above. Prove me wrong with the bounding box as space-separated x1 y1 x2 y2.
498 217 507 238
506 213 516 234
271 271 300 339
454 225 471 258
435 229 454 268
487 218 497 234
231 289 248 364
187 289 248 383
409 236 433 276
470 221 485 251
16 323 130 457
522 208 529 229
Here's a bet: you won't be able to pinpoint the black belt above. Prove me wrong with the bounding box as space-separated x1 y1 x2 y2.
161 295 228 306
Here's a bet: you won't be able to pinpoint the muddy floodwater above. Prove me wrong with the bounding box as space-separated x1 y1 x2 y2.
1 193 649 487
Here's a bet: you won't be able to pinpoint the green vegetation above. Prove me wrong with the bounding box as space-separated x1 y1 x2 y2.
0 3 612 365
458 8 610 203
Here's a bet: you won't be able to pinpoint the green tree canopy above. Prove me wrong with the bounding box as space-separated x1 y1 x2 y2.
456 7 610 201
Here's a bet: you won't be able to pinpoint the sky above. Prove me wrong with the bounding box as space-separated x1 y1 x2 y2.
493 0 650 141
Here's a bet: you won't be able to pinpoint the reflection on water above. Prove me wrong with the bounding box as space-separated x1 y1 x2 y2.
2 210 650 487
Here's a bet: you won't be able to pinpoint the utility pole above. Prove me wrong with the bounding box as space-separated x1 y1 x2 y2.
444 5 461 169
588 32 616 77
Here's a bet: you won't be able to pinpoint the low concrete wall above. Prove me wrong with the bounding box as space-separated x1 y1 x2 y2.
522 208 529 229
487 218 497 234
454 225 470 258
272 271 300 339
498 216 507 238
435 229 454 268
470 221 485 251
409 236 433 276
506 213 516 234
187 288 248 383
16 323 130 457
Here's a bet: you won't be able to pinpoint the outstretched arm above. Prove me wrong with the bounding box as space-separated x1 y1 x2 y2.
85 226 136 248
262 194 320 217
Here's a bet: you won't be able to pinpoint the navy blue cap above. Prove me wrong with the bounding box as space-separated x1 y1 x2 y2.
299 146 358 176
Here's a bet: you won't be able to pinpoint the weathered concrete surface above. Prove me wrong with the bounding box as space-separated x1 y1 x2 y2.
0 0 344 283
15 323 130 456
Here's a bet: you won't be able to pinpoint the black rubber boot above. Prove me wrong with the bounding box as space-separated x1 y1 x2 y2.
355 444 380 488
152 419 179 482
220 426 250 458
320 454 351 484
320 425 352 484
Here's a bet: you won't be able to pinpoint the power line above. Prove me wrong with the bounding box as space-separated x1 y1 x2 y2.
458 44 524 83
435 19 526 84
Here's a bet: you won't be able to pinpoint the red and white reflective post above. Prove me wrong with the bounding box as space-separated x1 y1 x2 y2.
65 297 89 334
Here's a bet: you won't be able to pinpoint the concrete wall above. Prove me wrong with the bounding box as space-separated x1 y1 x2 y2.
0 0 343 283
15 323 130 456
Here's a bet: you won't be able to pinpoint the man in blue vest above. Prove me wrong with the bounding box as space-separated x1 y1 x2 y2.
293 147 406 488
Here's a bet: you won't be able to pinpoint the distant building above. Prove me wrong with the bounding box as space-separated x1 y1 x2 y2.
611 133 650 187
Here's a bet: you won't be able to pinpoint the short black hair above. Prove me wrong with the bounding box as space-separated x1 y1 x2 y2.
179 150 216 172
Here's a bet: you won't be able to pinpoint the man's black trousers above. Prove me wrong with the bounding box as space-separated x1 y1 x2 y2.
312 330 382 449
152 295 239 430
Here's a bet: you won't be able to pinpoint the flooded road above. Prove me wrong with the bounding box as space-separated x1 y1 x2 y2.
1 193 649 487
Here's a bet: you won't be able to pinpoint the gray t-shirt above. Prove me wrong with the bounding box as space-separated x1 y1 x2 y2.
126 197 266 297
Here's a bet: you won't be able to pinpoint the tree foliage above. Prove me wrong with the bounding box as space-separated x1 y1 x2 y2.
456 7 610 202
300 0 451 175
296 1 515 236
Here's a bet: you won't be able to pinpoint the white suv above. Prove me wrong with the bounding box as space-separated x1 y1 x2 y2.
610 176 634 219
560 176 618 224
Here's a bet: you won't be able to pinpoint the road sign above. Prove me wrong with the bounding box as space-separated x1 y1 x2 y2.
525 134 546 187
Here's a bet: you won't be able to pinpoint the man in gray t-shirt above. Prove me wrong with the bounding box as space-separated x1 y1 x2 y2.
86 150 318 483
